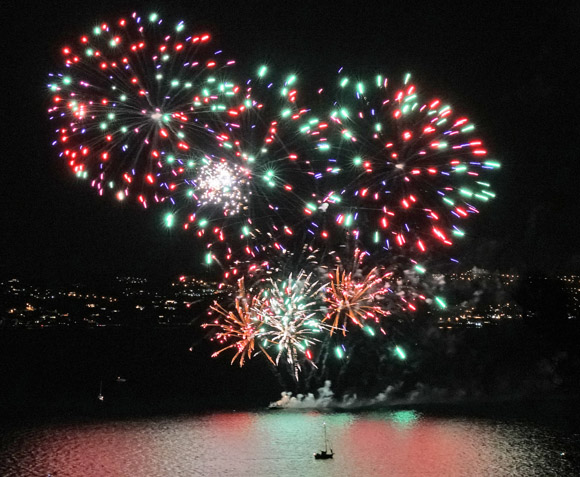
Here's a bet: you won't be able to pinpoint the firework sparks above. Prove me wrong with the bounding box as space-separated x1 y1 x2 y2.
182 68 322 273
302 72 499 258
47 12 235 207
202 277 271 367
47 17 499 383
192 157 250 216
258 271 328 379
324 249 391 335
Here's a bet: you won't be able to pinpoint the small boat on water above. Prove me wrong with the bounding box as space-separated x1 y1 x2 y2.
97 380 104 401
314 423 334 460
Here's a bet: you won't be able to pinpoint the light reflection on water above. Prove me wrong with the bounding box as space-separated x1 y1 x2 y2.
0 409 577 476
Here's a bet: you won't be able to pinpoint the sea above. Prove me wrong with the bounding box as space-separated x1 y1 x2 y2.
1 403 579 476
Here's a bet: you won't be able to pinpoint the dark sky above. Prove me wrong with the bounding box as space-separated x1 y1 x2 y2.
3 1 580 284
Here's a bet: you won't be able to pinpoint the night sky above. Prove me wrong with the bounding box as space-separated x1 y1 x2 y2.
3 1 580 284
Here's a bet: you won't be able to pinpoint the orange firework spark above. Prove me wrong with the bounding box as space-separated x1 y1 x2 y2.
323 249 390 335
202 278 274 367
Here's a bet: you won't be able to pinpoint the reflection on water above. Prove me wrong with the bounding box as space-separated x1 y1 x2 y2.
0 408 578 476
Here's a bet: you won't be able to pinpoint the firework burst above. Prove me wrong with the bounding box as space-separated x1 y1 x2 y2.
301 72 499 258
192 157 251 216
323 249 391 335
258 271 328 379
47 12 235 207
202 277 271 367
177 68 323 275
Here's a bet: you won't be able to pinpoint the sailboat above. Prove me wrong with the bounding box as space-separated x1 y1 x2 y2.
97 380 104 401
314 423 334 459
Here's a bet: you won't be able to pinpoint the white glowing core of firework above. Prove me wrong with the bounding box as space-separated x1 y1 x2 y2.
197 161 249 215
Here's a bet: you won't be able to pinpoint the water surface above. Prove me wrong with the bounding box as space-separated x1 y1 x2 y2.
1 407 578 476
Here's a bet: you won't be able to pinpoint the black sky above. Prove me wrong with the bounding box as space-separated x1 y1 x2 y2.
3 1 580 284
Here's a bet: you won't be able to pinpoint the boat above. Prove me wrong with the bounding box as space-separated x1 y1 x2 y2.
97 380 104 401
314 423 334 459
